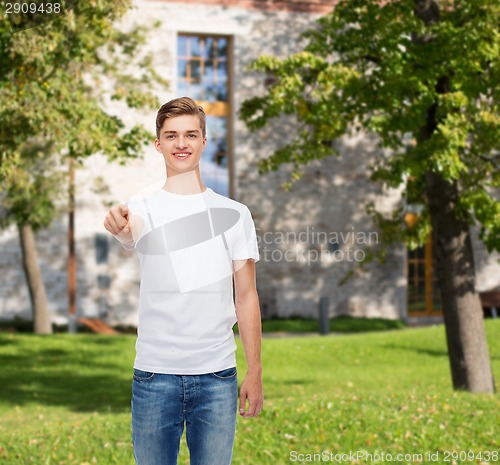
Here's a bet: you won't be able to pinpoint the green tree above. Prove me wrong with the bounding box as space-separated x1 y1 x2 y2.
240 0 499 392
0 1 164 333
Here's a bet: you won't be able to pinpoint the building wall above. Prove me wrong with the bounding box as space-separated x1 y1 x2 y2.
0 0 498 326
149 0 336 13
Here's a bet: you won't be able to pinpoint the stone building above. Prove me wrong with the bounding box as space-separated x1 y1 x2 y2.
0 0 498 327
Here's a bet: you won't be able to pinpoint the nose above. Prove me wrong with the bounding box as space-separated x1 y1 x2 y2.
176 135 188 148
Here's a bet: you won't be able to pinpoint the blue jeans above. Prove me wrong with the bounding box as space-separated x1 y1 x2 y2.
131 367 238 465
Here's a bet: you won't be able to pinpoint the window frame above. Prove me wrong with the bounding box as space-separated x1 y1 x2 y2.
405 213 442 317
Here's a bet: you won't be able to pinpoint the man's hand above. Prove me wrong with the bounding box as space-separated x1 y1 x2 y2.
103 204 133 243
239 369 264 418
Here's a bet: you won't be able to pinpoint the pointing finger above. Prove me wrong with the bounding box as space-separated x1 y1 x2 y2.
120 205 129 218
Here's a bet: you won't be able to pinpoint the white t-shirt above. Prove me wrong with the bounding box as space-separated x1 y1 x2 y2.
124 187 259 375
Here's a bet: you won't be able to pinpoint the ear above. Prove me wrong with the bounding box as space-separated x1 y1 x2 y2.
202 137 207 149
154 138 162 153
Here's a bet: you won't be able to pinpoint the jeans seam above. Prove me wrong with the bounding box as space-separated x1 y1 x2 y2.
210 368 237 380
133 374 155 382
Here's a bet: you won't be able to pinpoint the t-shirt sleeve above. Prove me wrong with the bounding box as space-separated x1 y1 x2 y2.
231 207 260 263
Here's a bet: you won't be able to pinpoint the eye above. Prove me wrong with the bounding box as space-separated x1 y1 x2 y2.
166 134 175 140
188 134 197 139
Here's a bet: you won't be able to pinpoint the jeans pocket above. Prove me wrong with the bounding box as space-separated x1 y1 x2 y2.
133 368 156 382
210 367 237 380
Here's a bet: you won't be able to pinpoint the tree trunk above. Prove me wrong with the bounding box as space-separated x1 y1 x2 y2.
18 223 52 334
414 0 494 393
425 172 494 392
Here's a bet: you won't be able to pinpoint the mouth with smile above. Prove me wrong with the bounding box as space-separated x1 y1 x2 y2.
172 152 191 160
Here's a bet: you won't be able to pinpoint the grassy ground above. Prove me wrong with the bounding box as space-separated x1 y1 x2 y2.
241 316 406 334
0 321 498 465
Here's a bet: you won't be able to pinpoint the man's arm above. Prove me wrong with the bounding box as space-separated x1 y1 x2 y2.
234 259 263 418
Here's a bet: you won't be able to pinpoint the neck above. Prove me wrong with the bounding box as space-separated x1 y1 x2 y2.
163 170 206 195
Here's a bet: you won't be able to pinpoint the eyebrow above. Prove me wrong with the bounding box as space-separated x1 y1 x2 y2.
163 129 201 135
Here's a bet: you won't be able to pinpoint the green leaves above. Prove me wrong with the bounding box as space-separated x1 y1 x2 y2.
0 141 64 231
0 0 162 230
459 188 500 253
240 0 500 253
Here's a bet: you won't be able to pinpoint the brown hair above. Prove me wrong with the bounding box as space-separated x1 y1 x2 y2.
156 97 207 139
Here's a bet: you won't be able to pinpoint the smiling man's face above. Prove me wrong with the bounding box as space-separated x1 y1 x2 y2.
155 114 207 178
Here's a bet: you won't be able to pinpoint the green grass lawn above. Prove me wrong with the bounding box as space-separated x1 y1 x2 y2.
239 316 406 334
0 321 498 465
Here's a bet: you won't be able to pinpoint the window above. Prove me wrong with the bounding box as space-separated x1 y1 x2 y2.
177 35 231 197
405 213 442 316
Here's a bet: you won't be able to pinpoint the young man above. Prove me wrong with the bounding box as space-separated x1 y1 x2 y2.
103 97 263 465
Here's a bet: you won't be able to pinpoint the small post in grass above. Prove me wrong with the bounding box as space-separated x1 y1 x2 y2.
319 296 329 335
